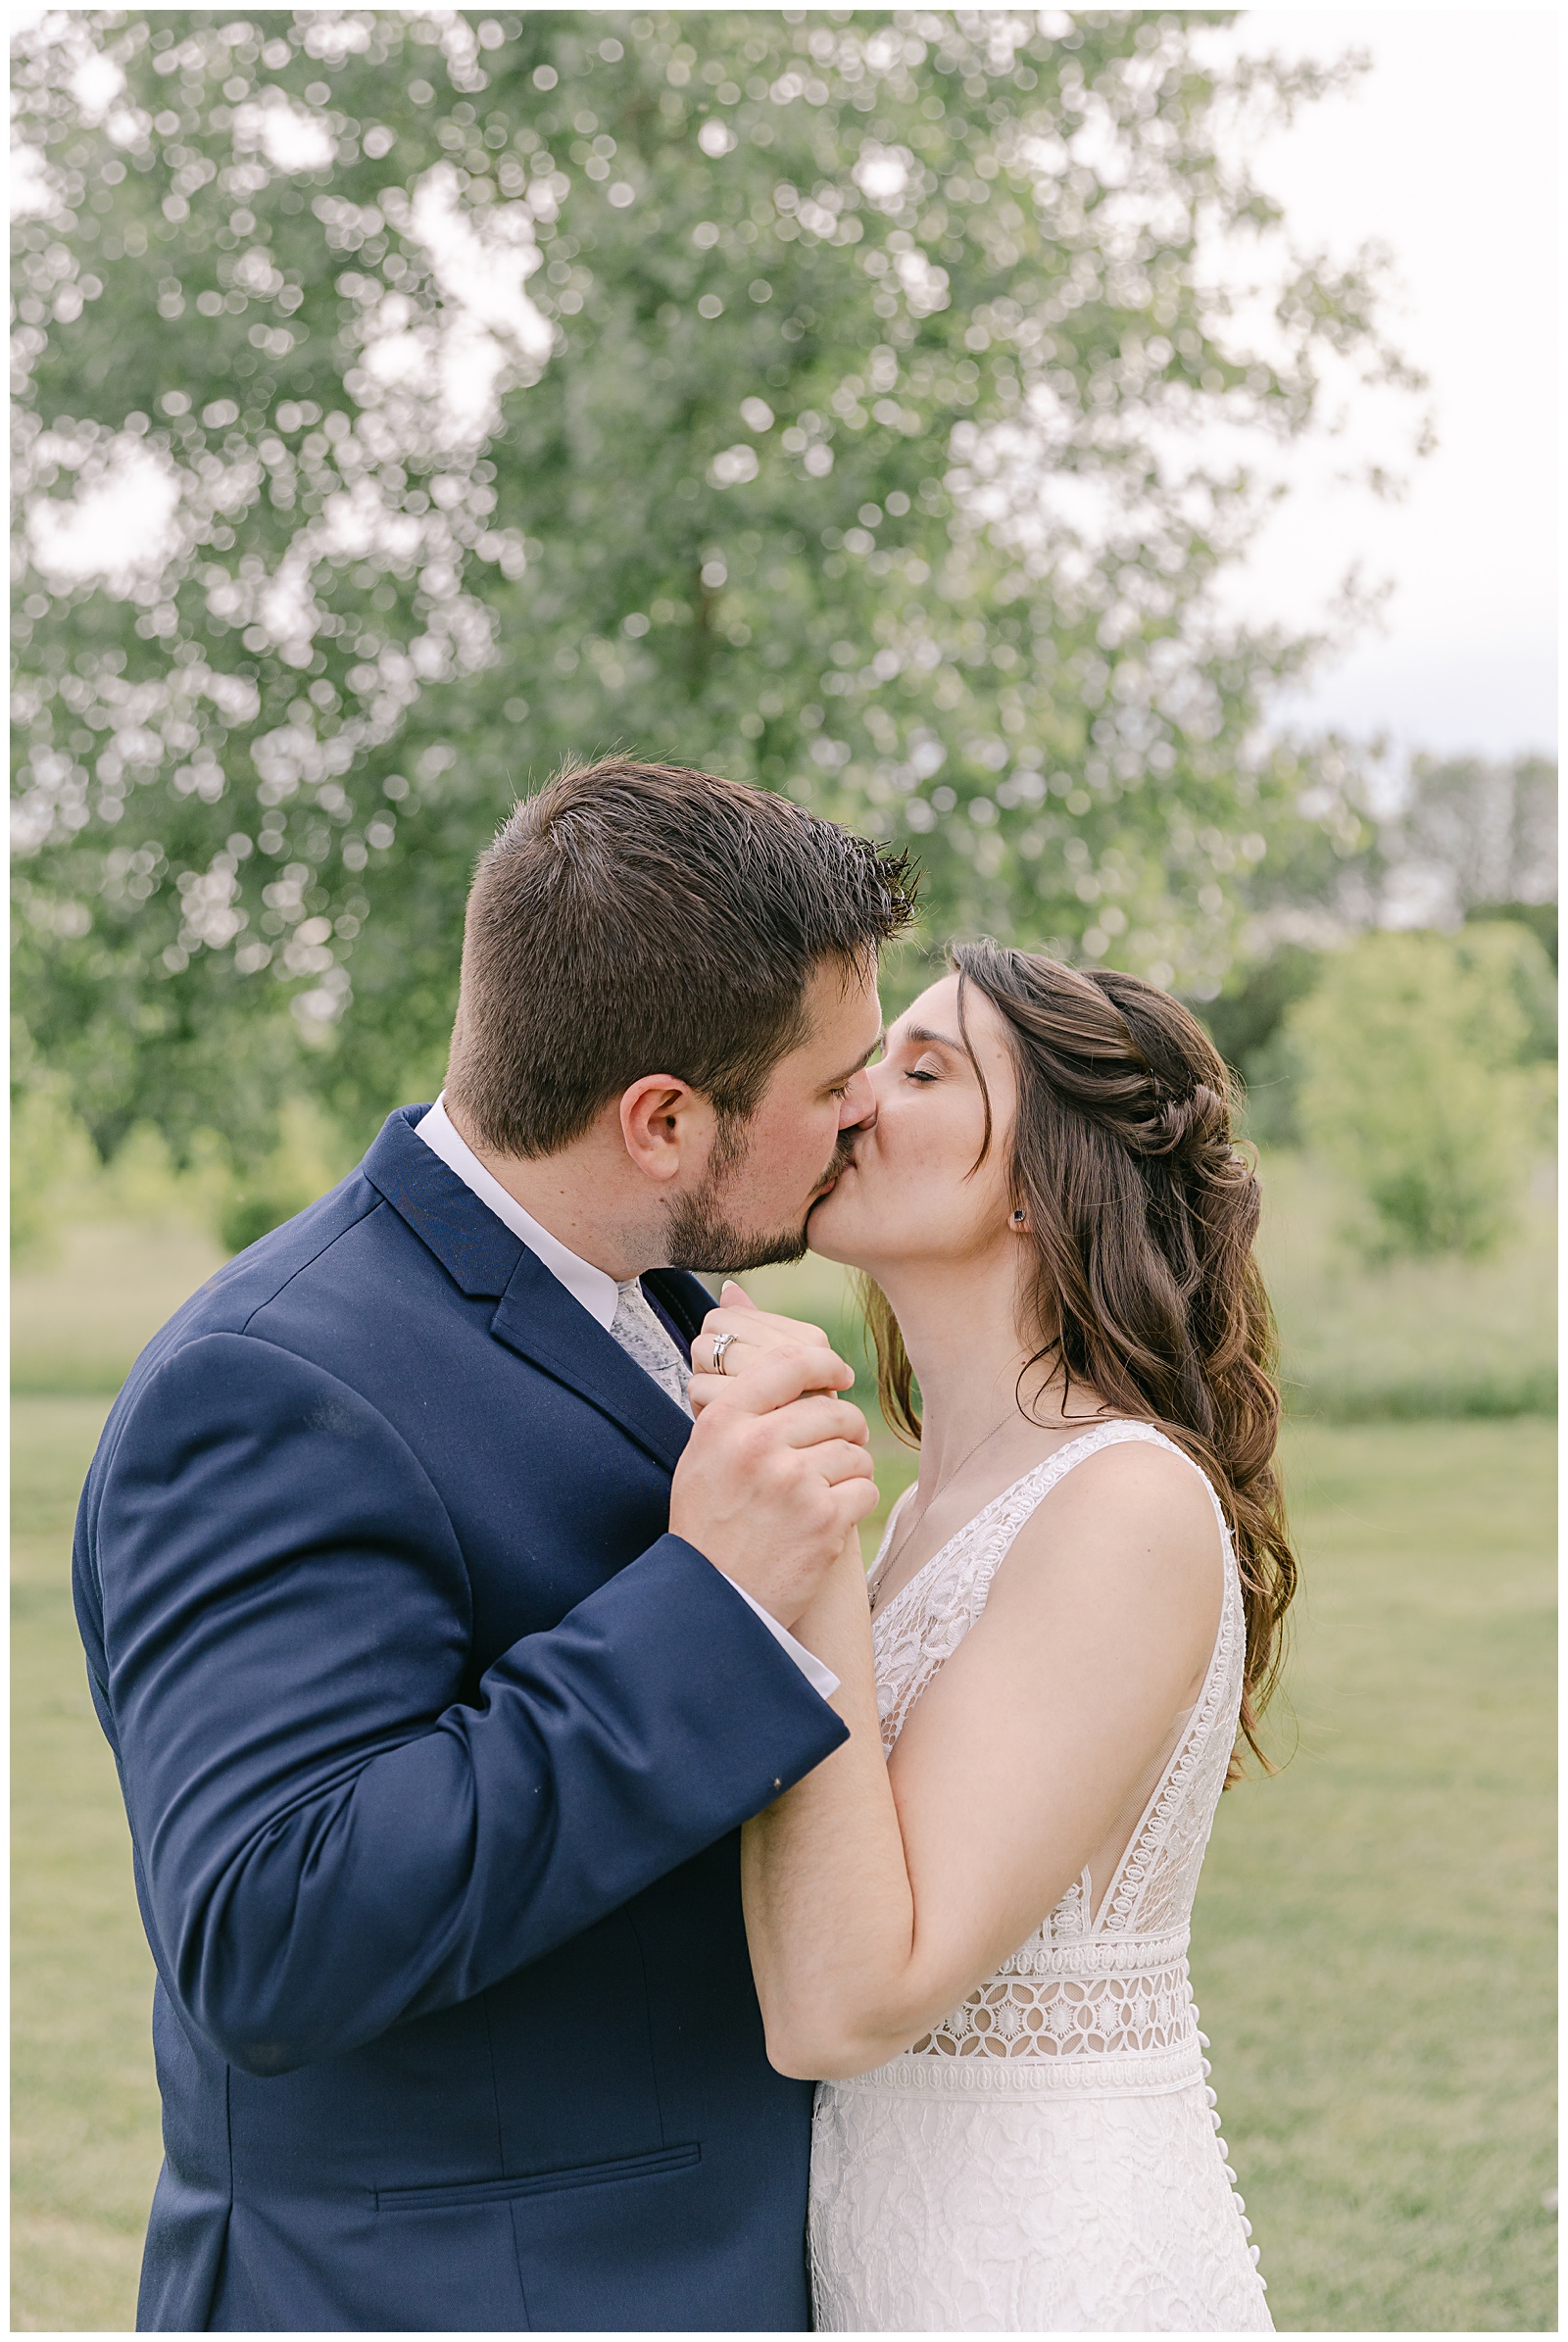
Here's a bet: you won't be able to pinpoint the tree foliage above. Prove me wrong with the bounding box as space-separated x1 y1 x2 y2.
1202 749 1558 1141
1381 753 1557 929
1287 924 1554 1260
13 7 1408 1157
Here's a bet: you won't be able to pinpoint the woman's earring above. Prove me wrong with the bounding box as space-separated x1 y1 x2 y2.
1011 1208 1028 1228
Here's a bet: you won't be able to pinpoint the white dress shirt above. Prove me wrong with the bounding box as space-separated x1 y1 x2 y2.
416 1096 839 1699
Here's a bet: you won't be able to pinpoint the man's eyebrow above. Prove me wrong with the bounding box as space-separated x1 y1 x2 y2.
826 1030 885 1088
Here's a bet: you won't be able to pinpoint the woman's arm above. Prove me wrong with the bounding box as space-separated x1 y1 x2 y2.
742 1529 916 2075
742 1441 1224 2078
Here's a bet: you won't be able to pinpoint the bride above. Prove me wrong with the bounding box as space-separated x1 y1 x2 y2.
694 943 1295 2333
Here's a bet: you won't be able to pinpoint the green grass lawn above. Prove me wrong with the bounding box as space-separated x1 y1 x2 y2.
12 1218 226 1395
13 1391 1553 2331
1255 1153 1556 1422
13 1395 165 2332
1192 1420 1556 2332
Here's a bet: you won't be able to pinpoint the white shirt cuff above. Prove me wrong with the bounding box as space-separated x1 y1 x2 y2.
721 1577 842 1702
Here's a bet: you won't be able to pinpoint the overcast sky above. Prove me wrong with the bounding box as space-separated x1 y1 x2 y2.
1222 6 1557 759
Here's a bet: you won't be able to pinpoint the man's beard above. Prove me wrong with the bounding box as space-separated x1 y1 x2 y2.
664 1124 857 1275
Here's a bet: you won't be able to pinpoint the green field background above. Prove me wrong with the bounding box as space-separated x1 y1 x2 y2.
12 1192 1557 2331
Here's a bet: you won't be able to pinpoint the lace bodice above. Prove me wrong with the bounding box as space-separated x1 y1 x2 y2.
867 1419 1245 2073
808 1419 1270 2328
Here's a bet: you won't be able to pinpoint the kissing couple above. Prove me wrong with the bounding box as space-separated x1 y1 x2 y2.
76 757 1289 2332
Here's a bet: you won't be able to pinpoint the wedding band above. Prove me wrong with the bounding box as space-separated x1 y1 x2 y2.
710 1331 739 1375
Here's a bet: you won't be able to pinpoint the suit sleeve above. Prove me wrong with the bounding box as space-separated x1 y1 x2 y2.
84 1330 848 2076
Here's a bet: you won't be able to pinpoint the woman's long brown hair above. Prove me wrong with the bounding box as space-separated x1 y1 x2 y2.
861 941 1298 1778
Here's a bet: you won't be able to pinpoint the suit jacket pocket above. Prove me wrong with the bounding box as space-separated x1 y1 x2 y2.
376 2140 700 2213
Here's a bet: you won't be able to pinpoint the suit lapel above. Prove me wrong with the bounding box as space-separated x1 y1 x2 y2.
643 1268 715 1357
488 1247 694 1475
364 1106 696 1475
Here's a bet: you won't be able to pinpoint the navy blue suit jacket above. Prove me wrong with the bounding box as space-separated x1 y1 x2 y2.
73 1107 849 2332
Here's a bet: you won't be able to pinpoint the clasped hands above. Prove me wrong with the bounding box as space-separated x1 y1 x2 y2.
668 1282 878 1631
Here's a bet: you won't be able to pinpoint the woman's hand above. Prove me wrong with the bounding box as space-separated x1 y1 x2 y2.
689 1281 853 1416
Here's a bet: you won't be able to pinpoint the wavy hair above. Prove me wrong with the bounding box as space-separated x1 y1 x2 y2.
862 942 1297 1776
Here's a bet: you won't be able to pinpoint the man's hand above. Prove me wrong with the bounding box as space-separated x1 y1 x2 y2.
689 1282 850 1409
670 1340 877 1630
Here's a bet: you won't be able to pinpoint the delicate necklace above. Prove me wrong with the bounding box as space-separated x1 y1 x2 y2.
876 1408 1023 1594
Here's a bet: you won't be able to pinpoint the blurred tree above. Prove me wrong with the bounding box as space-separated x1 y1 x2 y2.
1228 750 1557 949
214 1095 355 1248
1204 750 1558 1138
1467 898 1556 974
1285 924 1554 1261
13 7 1415 1160
1454 915 1557 1069
1198 938 1321 1145
1382 753 1558 929
10 1076 98 1265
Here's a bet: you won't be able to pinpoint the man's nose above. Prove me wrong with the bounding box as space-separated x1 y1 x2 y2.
839 1066 878 1128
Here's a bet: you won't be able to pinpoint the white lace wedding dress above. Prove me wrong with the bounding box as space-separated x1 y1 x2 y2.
808 1420 1273 2333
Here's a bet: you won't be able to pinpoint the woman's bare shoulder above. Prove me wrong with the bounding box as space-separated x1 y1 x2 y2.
1054 1427 1217 1519
986 1431 1224 1622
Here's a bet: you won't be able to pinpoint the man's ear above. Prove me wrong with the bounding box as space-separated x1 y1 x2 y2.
618 1075 703 1184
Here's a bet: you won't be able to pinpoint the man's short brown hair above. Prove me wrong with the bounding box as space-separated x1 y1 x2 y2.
445 758 916 1157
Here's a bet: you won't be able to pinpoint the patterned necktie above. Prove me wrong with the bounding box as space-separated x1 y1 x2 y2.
610 1279 694 1418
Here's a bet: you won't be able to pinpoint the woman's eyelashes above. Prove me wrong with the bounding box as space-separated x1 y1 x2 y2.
878 1028 942 1082
879 1031 942 1084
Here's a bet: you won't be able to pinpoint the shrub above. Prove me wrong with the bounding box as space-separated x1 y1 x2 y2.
1286 925 1554 1259
215 1099 354 1256
10 1080 98 1266
1200 944 1324 1147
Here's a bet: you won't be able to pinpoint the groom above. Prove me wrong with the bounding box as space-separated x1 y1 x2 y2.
74 758 914 2332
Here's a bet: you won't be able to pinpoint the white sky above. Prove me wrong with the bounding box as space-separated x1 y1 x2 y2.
1223 6 1558 758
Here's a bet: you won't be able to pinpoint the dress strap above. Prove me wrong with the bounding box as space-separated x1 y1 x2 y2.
866 1481 918 1603
871 1421 1232 1648
1033 1420 1229 1529
958 1421 1233 1623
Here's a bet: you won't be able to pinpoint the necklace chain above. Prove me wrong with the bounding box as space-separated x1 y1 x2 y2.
876 1409 1022 1593
874 1396 1122 1602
